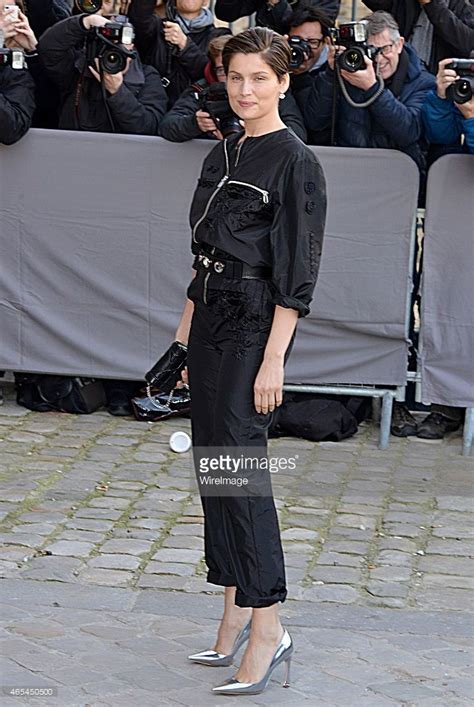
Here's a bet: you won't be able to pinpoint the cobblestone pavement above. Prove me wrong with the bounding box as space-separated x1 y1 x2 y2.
0 380 472 705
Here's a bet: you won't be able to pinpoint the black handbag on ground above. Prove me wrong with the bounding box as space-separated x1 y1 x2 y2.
145 341 187 394
15 374 106 414
131 386 191 422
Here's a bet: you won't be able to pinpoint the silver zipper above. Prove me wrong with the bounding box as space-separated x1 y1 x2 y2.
203 246 215 305
234 140 244 167
192 141 230 244
226 180 269 204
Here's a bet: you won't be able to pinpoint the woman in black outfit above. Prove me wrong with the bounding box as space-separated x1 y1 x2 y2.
174 28 326 695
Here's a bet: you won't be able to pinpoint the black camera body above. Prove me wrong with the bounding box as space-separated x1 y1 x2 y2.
445 59 474 104
0 48 25 70
196 83 241 138
288 36 313 70
330 21 377 73
86 22 136 75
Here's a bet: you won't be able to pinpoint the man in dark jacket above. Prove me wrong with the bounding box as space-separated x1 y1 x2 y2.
38 13 167 134
159 33 307 142
286 4 333 143
297 11 436 169
0 7 35 144
128 0 230 108
362 0 474 74
215 0 340 29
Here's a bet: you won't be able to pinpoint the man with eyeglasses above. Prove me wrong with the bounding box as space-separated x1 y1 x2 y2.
362 0 474 75
296 10 435 168
286 5 333 144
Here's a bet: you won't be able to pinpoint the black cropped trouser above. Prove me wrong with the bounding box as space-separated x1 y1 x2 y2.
187 269 287 608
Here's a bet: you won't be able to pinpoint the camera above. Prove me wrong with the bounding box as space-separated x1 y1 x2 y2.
0 48 25 70
196 83 241 138
86 21 136 75
75 0 102 13
288 36 312 70
445 59 474 104
329 21 378 73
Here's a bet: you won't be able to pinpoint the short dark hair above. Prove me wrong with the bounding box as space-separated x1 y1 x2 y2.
222 27 291 79
288 3 333 35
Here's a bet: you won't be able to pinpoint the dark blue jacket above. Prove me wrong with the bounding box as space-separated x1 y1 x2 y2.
422 90 474 154
298 44 436 169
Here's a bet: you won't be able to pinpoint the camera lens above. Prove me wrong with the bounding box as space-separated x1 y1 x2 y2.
338 47 365 73
290 46 304 70
75 0 102 13
446 78 473 104
101 49 126 74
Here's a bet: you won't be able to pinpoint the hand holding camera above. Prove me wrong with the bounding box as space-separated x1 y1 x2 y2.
88 57 127 94
436 57 474 105
82 14 109 32
195 109 223 140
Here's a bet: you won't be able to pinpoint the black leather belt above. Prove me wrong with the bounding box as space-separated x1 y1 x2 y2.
194 252 271 281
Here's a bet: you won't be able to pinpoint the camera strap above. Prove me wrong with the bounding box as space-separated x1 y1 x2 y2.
335 58 385 109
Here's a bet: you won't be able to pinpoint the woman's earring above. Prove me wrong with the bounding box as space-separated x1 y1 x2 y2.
279 92 286 100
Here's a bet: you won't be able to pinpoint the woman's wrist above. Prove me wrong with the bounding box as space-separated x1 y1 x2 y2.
263 350 285 364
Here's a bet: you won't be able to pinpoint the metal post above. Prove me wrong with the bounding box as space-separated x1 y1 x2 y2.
351 0 358 21
379 392 394 450
463 408 474 456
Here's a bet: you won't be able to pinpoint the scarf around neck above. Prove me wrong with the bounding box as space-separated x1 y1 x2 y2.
175 8 214 35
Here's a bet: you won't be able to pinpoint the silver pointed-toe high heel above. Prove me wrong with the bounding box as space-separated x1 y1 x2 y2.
188 620 251 667
212 629 293 695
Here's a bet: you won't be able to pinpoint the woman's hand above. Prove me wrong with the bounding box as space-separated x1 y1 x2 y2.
253 355 284 414
5 10 37 52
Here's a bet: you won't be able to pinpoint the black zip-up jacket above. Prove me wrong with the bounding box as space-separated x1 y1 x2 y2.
128 0 230 108
159 78 307 142
189 129 326 317
215 0 341 29
38 16 167 134
362 0 474 74
0 65 36 145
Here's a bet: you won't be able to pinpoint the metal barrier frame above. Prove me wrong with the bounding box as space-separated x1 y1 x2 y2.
283 213 418 450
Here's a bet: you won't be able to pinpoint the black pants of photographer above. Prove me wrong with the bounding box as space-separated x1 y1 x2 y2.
187 269 287 609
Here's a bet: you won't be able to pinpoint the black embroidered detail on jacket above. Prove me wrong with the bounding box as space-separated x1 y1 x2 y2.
304 181 316 194
305 200 315 215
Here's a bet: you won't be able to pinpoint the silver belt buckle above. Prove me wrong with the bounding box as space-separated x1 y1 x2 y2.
202 256 211 269
214 261 225 274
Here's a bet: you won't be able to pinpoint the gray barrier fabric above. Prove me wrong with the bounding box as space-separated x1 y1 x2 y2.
420 154 474 408
0 131 419 385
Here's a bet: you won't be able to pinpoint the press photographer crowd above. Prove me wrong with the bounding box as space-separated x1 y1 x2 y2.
0 0 473 442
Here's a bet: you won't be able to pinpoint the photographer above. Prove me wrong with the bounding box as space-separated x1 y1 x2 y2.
422 56 474 152
297 11 435 169
362 0 474 74
214 0 340 30
159 33 307 142
286 4 333 143
128 0 230 108
0 3 35 144
38 13 167 134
